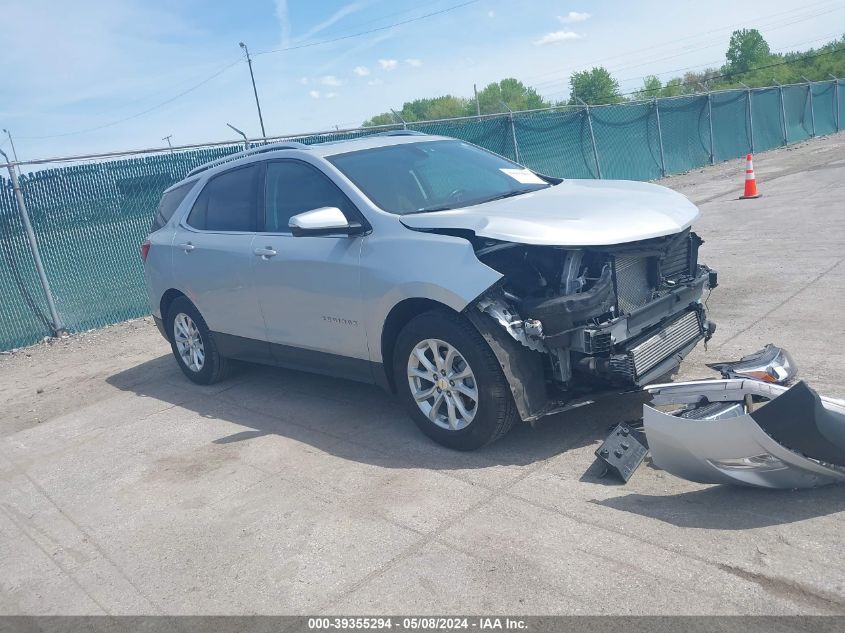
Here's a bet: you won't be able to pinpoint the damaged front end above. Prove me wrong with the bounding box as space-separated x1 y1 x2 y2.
468 229 717 420
644 379 845 488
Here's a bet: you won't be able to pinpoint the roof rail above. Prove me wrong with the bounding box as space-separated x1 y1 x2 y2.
376 130 427 137
187 141 309 177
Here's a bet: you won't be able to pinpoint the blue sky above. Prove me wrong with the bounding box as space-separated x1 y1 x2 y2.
1 0 842 160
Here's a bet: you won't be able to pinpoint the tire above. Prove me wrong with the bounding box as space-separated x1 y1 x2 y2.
393 309 519 450
165 296 230 385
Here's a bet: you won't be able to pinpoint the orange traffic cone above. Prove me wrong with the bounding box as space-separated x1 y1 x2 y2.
740 153 761 199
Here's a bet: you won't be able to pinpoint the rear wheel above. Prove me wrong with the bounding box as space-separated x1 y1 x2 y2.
165 296 229 385
393 310 519 450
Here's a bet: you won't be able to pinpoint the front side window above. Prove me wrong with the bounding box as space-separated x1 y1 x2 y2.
151 181 195 231
264 161 357 233
186 164 260 231
327 140 551 215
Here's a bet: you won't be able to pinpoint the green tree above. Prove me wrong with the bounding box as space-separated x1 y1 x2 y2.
724 29 771 75
631 75 662 100
361 112 396 127
401 96 471 121
568 67 622 105
476 78 548 114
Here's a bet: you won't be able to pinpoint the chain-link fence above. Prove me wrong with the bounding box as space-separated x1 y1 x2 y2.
1 80 843 351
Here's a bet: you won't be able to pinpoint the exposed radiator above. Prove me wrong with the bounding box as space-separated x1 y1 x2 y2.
614 255 654 313
661 230 700 280
613 231 701 314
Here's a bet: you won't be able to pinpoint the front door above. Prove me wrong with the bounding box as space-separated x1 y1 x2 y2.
250 159 369 380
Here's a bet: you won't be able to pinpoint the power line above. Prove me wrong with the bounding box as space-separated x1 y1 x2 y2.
541 35 845 101
523 0 842 85
18 58 243 140
17 0 481 140
253 0 481 56
618 45 844 101
615 32 843 85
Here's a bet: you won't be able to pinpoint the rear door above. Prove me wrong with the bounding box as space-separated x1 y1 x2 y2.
251 159 369 379
171 163 269 356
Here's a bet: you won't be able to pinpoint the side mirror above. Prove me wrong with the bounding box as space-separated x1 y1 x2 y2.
288 207 365 237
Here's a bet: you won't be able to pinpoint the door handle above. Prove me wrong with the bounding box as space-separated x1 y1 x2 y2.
178 242 195 252
254 247 277 258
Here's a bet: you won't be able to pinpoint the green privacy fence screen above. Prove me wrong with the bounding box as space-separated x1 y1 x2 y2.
1 80 843 350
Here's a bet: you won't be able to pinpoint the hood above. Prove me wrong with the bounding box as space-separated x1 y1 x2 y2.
399 179 700 246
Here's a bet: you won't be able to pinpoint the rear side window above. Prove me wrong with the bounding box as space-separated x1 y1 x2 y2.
264 161 358 233
187 165 260 232
151 182 194 231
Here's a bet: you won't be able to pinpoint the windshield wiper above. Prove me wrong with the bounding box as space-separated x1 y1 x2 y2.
407 186 549 215
475 187 548 205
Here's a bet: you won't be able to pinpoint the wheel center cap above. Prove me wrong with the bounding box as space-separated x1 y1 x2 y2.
436 378 449 391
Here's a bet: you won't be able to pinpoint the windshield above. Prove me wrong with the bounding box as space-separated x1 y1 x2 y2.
327 140 551 215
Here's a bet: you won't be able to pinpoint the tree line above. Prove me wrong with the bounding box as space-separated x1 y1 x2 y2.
362 30 845 126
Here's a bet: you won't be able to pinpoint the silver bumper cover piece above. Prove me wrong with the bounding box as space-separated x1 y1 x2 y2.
644 379 845 489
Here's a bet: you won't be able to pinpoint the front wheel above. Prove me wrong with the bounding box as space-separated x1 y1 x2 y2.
393 310 519 450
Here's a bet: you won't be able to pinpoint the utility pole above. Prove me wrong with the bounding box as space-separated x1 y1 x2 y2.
239 42 266 138
162 135 174 154
473 83 481 118
226 123 250 150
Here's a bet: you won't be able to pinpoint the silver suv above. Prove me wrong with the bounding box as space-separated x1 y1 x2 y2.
142 132 716 450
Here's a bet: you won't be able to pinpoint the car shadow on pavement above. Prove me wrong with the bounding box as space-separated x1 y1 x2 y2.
106 354 647 471
593 485 845 529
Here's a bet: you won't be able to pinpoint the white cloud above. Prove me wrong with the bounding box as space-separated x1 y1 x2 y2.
320 75 342 86
367 78 383 86
353 65 370 76
299 77 309 85
378 59 398 71
325 92 338 99
487 10 495 18
308 90 320 99
557 11 590 24
534 31 582 46
405 58 422 68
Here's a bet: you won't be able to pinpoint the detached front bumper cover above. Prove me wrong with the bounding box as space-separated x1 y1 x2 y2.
644 379 845 488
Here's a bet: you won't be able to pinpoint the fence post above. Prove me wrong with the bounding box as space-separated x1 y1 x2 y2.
831 75 841 132
775 82 788 145
0 150 65 337
802 77 816 137
390 109 407 130
706 92 715 164
653 98 667 177
739 82 754 153
500 101 521 164
576 97 602 179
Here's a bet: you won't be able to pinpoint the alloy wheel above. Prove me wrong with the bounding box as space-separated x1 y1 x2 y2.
173 313 205 372
407 338 478 431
